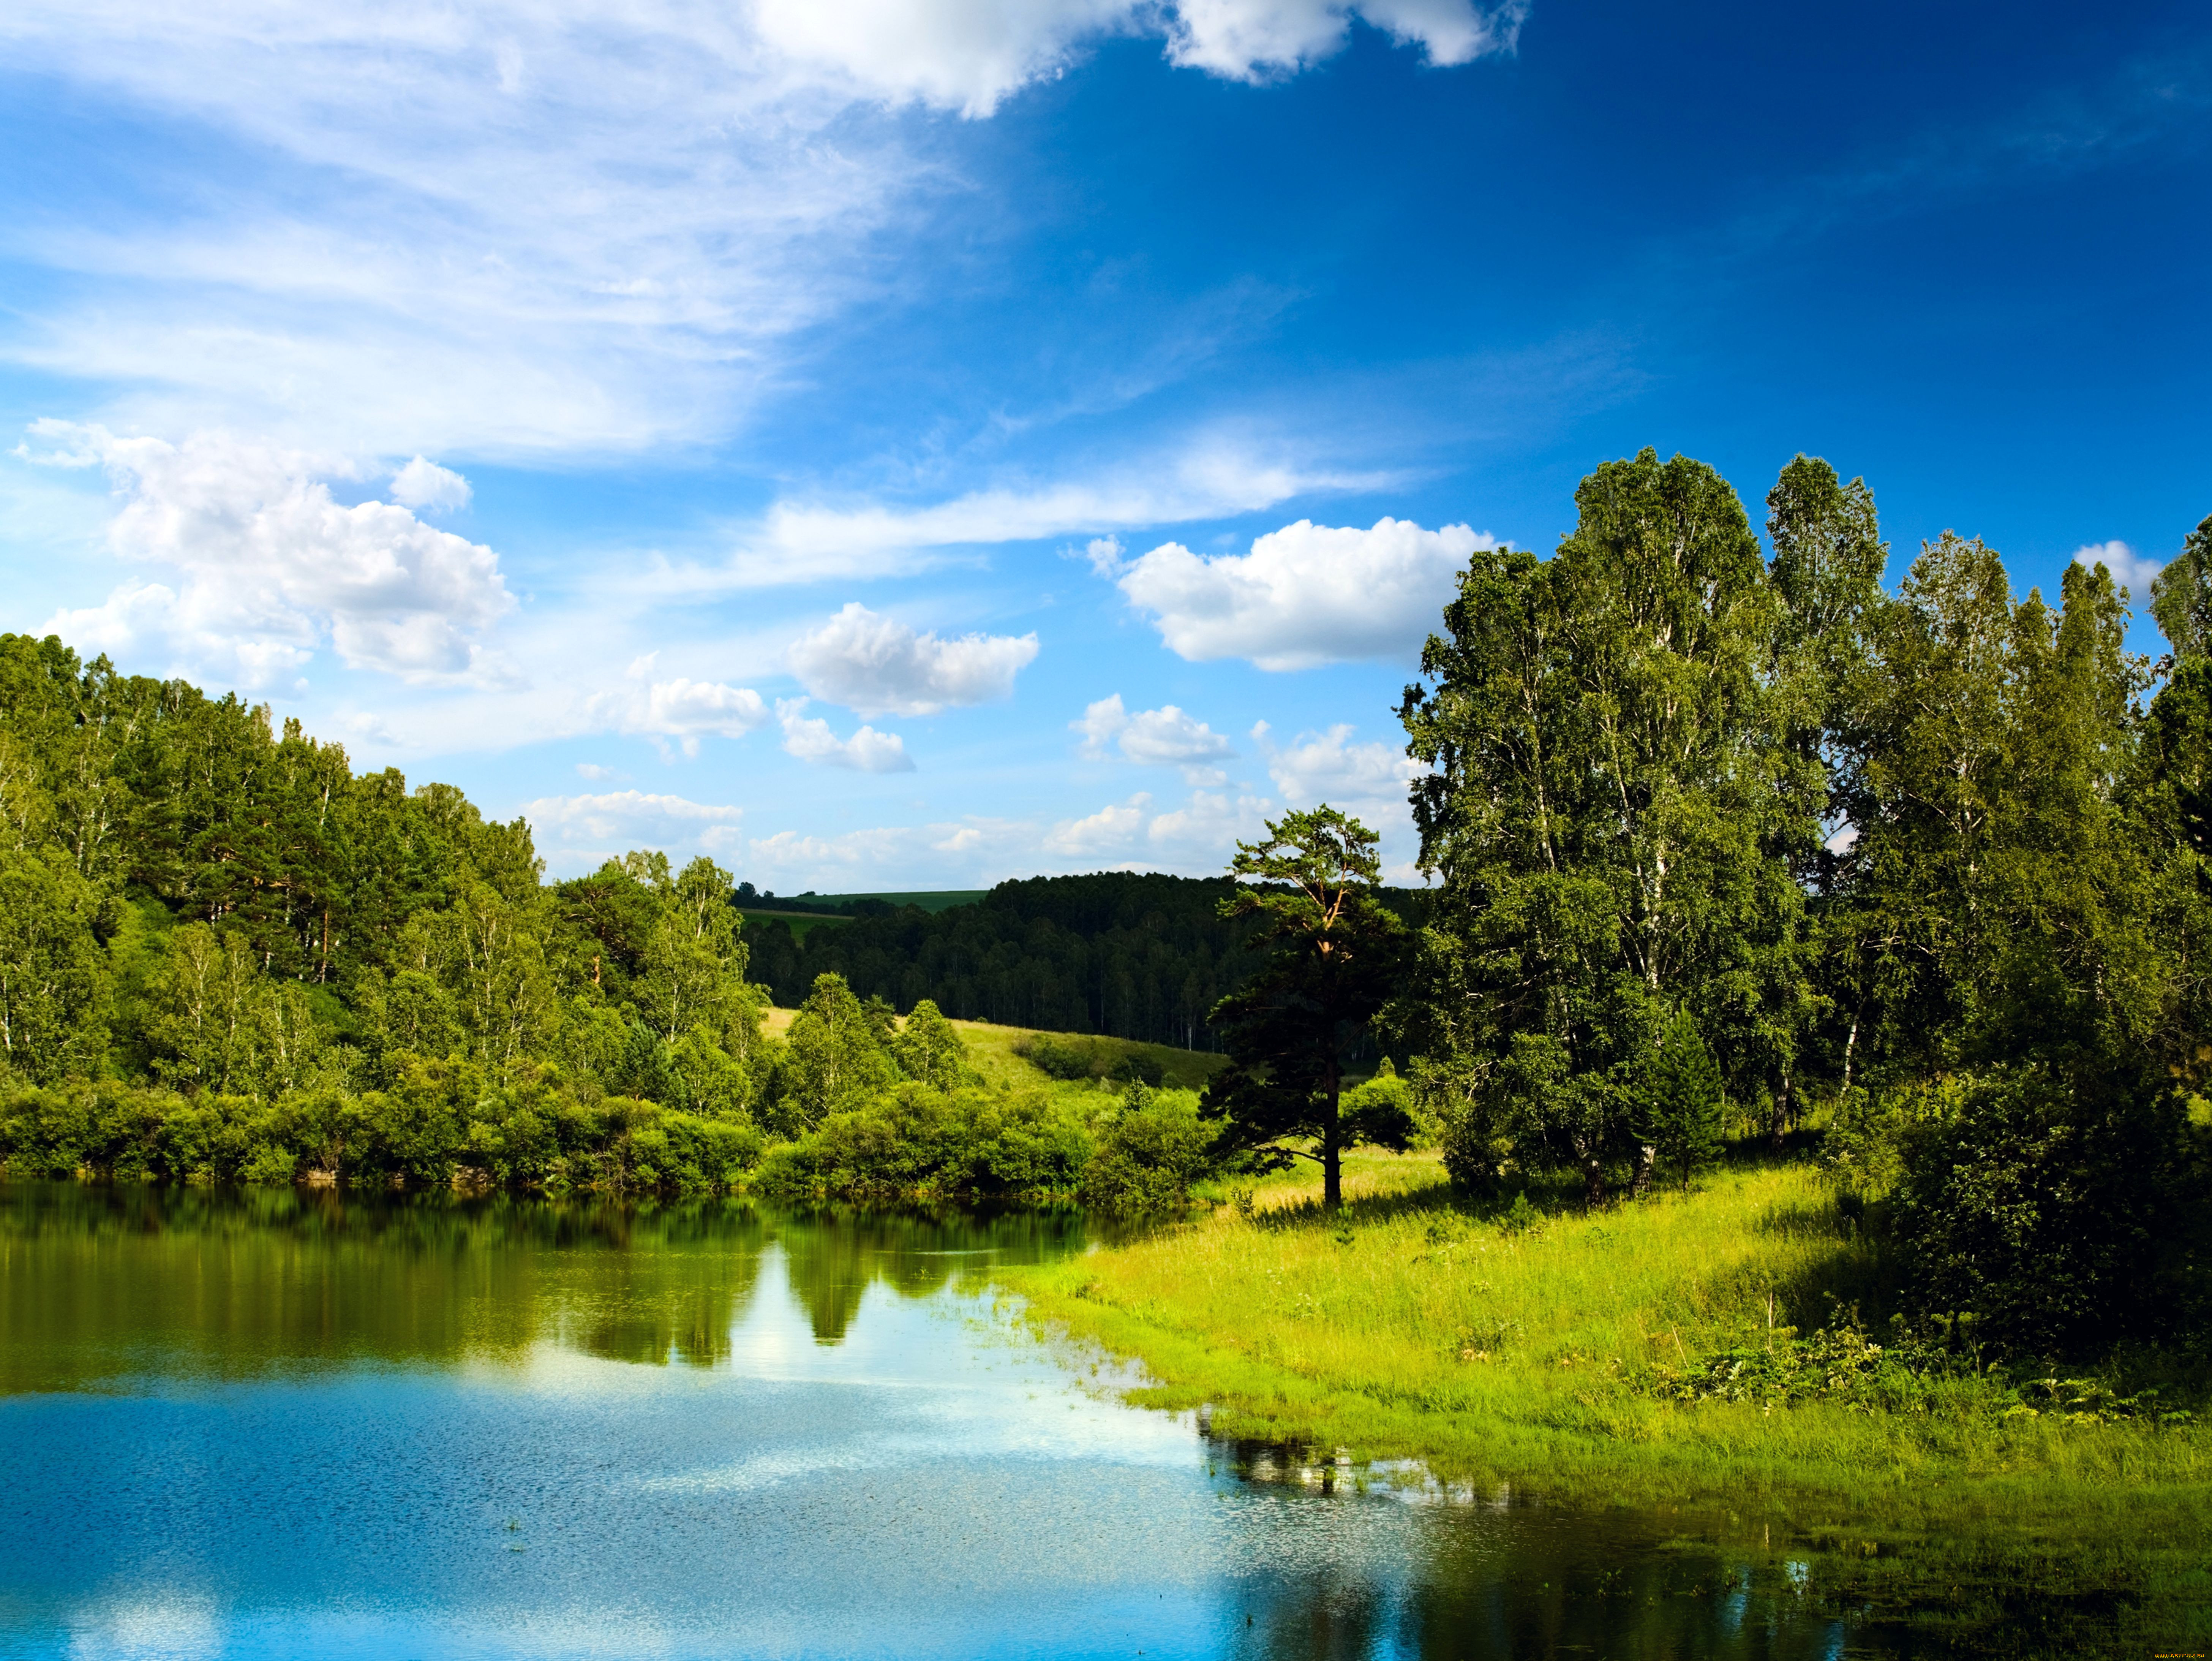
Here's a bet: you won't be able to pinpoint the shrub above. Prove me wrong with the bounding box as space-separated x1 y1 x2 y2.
1893 1064 2173 1355
1018 1034 1100 1081
1078 1085 1213 1214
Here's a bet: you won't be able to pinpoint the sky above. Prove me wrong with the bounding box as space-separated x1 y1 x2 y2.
2 0 2207 891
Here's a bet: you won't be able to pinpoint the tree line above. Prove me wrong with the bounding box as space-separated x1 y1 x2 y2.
743 872 1426 1050
0 633 1184 1204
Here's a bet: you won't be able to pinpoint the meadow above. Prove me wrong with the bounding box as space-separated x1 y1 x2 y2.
1002 1144 2212 1540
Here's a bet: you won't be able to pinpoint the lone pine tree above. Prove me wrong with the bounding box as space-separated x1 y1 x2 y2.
1202 807 1413 1210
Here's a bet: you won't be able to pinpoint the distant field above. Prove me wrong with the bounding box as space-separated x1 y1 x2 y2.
749 890 986 917
757 1008 1226 1093
737 910 845 941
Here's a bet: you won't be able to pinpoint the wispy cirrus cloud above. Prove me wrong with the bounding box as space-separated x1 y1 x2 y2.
0 2 1520 457
702 443 1396 587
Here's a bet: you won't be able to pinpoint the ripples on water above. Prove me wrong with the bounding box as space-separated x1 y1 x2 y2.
0 1184 2180 1658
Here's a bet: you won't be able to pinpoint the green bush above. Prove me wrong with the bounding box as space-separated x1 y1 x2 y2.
1018 1034 1100 1080
1078 1086 1213 1214
1893 1065 2173 1355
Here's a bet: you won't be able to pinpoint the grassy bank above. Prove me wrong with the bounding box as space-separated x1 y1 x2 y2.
1001 1149 2212 1535
760 1009 1227 1093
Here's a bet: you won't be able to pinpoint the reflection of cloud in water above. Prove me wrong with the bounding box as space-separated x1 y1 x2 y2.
68 1592 222 1661
635 1250 1201 1499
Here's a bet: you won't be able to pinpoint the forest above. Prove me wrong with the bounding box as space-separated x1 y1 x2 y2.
0 634 1196 1206
743 871 1425 1047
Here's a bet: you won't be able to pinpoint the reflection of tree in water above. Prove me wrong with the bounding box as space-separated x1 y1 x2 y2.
561 1203 771 1368
0 1184 777 1386
773 1207 1088 1345
0 1185 1091 1385
1209 1435 2168 1659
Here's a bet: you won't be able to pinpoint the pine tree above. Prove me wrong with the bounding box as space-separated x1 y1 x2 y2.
1634 1010 1725 1190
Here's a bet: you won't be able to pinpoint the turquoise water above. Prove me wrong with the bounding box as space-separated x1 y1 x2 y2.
0 1185 2179 1658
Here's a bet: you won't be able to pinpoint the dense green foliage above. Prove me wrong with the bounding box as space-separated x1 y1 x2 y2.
0 634 1201 1208
1403 450 2210 1356
743 870 1425 1050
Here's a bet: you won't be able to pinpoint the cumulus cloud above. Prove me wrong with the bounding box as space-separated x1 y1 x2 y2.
580 654 773 755
777 699 915 773
634 678 773 740
1163 0 1524 81
1073 693 1235 783
1120 516 1496 670
26 421 513 688
1146 787 1272 855
388 456 472 512
788 603 1038 717
744 819 1022 884
754 0 1520 116
1044 794 1153 856
525 789 743 834
2073 539 2163 599
1256 721 1426 834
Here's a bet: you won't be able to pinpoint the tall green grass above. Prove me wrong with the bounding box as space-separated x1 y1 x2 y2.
1002 1151 2211 1534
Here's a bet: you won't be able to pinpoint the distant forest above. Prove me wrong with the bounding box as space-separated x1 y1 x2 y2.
742 876 1430 1050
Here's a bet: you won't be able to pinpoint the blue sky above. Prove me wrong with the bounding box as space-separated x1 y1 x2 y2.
2 0 2207 889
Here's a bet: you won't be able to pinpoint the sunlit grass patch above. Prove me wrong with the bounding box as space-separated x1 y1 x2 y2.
1002 1155 2212 1531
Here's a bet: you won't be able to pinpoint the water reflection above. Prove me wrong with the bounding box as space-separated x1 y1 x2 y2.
0 1182 1088 1389
0 1183 2194 1660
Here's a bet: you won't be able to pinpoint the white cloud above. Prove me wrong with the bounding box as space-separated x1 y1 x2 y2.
0 3 1517 456
1082 535 1126 577
755 0 1519 115
1120 516 1496 670
643 679 774 739
1072 693 1235 783
580 655 773 755
575 763 619 781
522 789 742 838
1146 787 1272 856
711 445 1390 587
2073 539 2163 599
1164 0 1524 80
789 603 1038 717
1258 720 1425 816
520 788 748 872
388 456 472 512
26 421 514 688
777 699 915 773
1044 793 1153 857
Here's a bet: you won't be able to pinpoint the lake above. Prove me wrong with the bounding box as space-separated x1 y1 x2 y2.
0 1183 2185 1658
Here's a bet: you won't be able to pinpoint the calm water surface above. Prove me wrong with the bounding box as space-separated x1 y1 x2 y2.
0 1185 2183 1659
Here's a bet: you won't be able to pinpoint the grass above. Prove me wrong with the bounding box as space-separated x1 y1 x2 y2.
756 1009 1228 1095
999 1147 2212 1541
